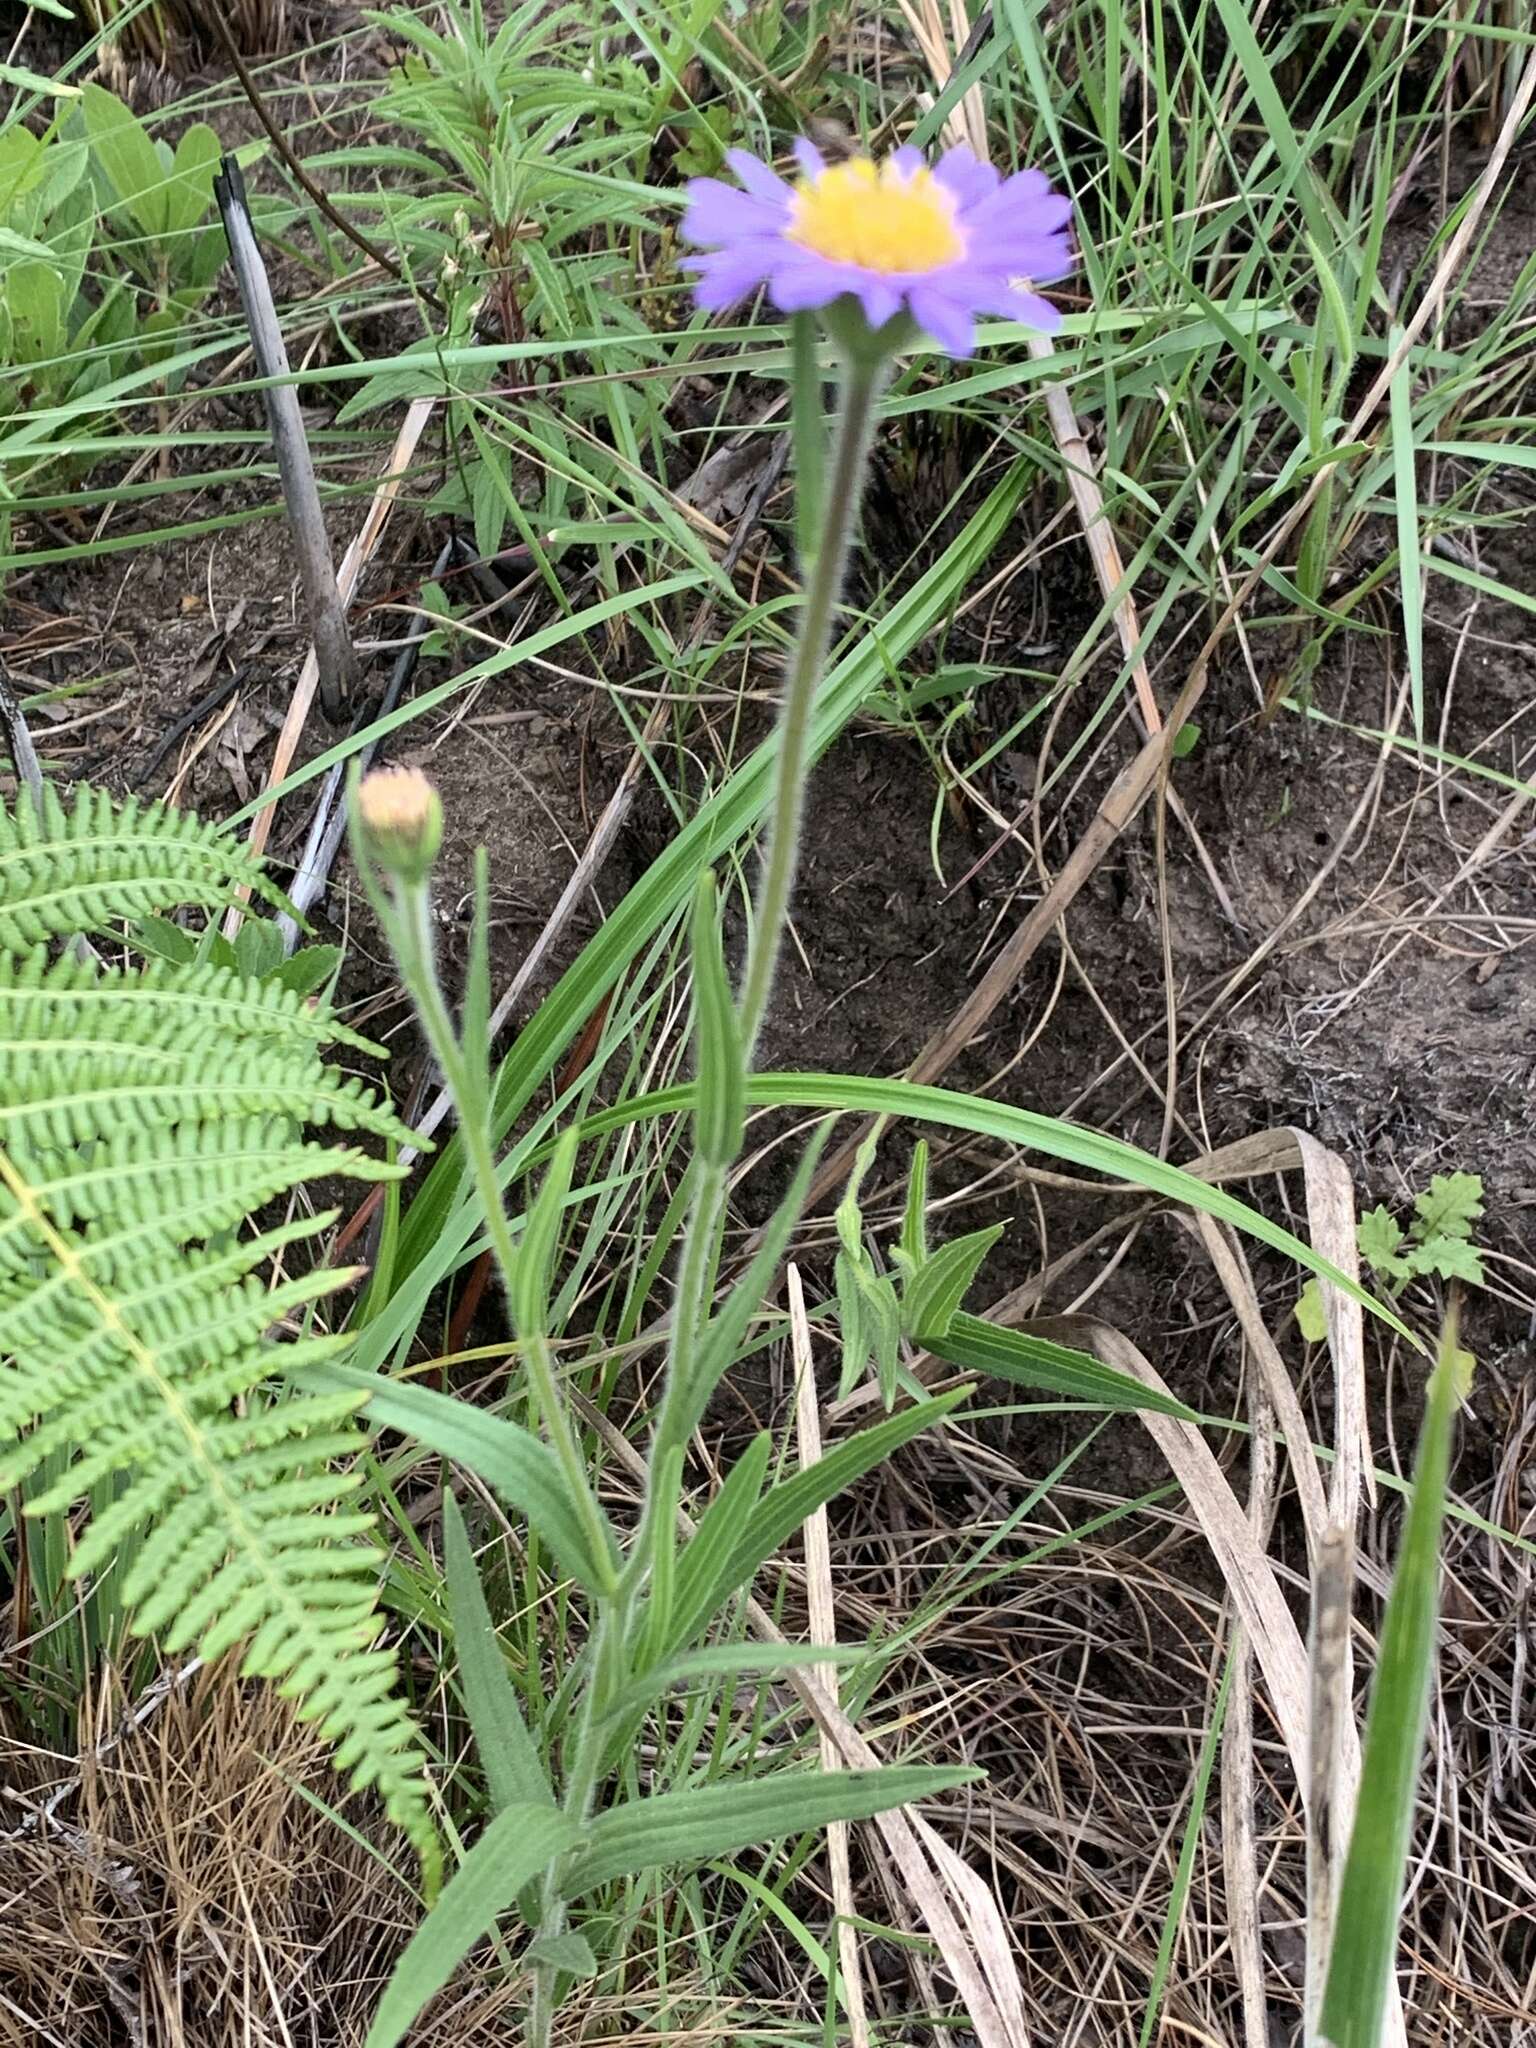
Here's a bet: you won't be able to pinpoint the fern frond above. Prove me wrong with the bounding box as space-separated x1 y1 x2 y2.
0 784 289 945
0 1117 393 1259
0 1149 430 1838
0 948 384 1054
0 784 440 1883
0 1039 406 1151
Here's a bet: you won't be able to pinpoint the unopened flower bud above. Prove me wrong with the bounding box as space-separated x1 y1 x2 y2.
356 766 442 883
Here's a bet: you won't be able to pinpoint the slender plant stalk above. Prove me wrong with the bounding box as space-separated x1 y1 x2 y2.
735 352 887 1059
385 868 634 2047
390 883 614 1591
360 341 886 2048
628 352 887 1579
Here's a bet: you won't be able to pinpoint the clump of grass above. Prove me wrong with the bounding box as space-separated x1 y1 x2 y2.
81 0 287 71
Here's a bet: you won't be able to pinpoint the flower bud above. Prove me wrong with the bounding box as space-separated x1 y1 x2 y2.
355 766 443 883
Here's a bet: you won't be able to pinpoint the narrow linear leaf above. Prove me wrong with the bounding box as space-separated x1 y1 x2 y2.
688 868 745 1166
570 1073 1410 1338
719 1388 971 1604
684 1129 830 1438
366 1804 580 2048
1317 1311 1470 2048
663 1431 772 1659
512 1128 578 1340
562 1766 979 1897
442 1492 552 1817
902 1224 1005 1343
1387 325 1424 737
304 1364 618 1595
930 1312 1199 1421
606 1643 863 1723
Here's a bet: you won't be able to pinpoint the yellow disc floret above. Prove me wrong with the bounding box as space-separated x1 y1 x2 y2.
787 157 962 273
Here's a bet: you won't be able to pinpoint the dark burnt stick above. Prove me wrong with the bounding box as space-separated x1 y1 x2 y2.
215 156 355 724
0 656 46 808
276 541 455 955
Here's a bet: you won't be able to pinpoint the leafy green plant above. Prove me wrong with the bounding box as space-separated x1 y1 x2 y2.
0 115 135 437
79 83 226 369
1297 1173 1484 1337
0 84 226 524
0 782 436 1878
326 0 663 560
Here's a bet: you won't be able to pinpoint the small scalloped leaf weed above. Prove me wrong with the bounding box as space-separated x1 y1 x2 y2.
1296 1169 1486 1337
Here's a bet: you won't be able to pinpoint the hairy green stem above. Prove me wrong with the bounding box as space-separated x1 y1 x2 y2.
528 1603 630 2046
628 351 886 1588
735 352 887 1060
388 878 628 2048
392 881 614 1592
378 341 886 2048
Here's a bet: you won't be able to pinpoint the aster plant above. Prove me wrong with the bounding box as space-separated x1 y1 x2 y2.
355 138 1071 2048
680 139 1071 1055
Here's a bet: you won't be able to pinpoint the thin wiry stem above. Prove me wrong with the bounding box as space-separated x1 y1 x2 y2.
735 352 887 1061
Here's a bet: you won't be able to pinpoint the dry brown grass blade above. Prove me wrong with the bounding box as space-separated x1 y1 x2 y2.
1223 1361 1278 2048
763 1647 1031 2048
226 396 436 933
1178 1126 1372 1520
906 1812 1034 2048
1306 1523 1358 2036
787 1263 872 2048
897 0 990 157
1026 1312 1313 1775
1002 1306 1406 2047
1190 1214 1332 1551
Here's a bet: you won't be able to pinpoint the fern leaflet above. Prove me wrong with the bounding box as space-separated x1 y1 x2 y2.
0 785 438 1882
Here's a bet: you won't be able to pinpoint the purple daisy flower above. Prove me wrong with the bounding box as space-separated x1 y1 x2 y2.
681 140 1073 357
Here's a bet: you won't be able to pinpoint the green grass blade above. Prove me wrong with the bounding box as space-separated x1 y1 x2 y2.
1316 1311 1470 2048
1387 325 1425 736
669 1393 969 1655
572 1074 1412 1338
302 1364 618 1596
442 1491 553 1817
929 1312 1199 1421
1139 1648 1236 2047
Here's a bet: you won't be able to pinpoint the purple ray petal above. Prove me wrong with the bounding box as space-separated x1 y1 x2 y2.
935 146 998 210
962 181 1074 240
682 181 785 244
977 285 1063 335
967 230 1076 282
687 256 770 311
908 286 976 356
850 275 903 329
765 256 848 312
724 150 789 202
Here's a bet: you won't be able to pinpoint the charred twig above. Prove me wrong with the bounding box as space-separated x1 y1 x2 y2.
206 12 438 310
136 662 253 787
276 540 453 953
215 156 356 724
